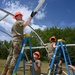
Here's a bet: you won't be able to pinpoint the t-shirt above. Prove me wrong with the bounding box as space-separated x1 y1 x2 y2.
35 60 42 75
11 20 24 36
30 60 42 75
46 42 56 53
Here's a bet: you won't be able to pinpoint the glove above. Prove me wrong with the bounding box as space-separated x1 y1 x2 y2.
30 11 37 17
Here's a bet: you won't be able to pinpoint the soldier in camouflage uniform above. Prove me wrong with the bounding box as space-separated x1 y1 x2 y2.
1 11 37 75
44 36 56 63
30 51 42 75
44 36 62 75
44 36 56 75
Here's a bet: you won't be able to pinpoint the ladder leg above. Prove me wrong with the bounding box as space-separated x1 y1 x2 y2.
47 42 59 75
60 42 70 75
12 37 28 75
54 49 62 75
28 37 35 75
23 53 26 75
64 44 75 75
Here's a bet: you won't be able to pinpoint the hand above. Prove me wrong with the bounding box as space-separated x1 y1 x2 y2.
68 65 72 67
30 11 37 17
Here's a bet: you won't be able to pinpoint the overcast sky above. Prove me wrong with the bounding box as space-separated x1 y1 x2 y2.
0 0 75 41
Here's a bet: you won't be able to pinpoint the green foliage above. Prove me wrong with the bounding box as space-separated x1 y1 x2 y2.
0 27 75 64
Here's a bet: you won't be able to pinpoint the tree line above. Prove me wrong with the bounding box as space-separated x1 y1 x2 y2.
0 27 75 64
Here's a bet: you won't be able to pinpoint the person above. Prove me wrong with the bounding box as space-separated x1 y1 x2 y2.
57 60 62 75
1 11 37 75
44 36 62 75
44 36 56 75
44 36 56 63
68 65 75 71
30 51 42 75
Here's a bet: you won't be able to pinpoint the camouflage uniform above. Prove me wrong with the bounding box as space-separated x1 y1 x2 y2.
5 20 24 68
46 42 56 75
5 37 22 68
46 42 55 62
0 20 24 75
4 20 24 69
57 63 62 75
30 60 42 75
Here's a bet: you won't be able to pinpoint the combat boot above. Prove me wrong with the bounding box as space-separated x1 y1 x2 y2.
1 67 8 75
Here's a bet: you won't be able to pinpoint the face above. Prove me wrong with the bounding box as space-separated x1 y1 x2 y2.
33 54 38 60
15 15 22 20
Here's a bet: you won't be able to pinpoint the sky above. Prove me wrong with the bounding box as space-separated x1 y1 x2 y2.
0 0 75 41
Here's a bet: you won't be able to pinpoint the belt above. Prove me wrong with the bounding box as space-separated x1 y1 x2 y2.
13 35 23 39
14 35 23 37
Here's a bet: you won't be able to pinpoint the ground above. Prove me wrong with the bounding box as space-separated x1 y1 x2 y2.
0 59 48 75
0 59 74 75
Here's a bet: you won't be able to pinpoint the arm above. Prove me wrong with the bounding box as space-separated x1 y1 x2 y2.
22 11 37 27
22 17 32 27
34 62 40 71
43 43 47 46
68 65 75 71
53 43 56 48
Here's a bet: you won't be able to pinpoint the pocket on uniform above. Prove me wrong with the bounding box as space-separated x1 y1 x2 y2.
13 41 22 54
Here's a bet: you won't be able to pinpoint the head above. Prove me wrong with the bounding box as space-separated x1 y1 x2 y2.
13 12 23 20
59 60 62 65
33 51 40 60
49 36 56 42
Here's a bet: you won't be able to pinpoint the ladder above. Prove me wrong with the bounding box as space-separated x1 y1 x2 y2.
47 39 75 75
12 34 34 75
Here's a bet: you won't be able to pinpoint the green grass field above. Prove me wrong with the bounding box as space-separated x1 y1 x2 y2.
0 59 74 75
0 59 48 75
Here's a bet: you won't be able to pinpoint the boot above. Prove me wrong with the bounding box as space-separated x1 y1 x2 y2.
6 67 14 75
1 67 8 75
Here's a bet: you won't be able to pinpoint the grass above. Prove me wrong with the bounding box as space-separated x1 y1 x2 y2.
0 59 74 75
0 59 48 75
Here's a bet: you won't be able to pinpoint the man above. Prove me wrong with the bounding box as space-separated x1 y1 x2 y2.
44 36 62 75
44 36 56 75
1 11 37 75
44 36 56 63
30 51 42 75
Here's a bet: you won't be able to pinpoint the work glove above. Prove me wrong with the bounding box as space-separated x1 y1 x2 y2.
30 11 37 17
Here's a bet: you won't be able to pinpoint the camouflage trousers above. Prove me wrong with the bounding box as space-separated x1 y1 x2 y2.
47 53 53 75
5 37 22 68
48 52 54 63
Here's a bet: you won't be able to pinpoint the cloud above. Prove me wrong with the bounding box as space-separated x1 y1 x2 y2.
60 21 66 27
0 32 12 41
0 0 46 41
35 11 45 19
1 0 46 27
0 21 12 32
31 23 46 30
70 22 75 27
35 0 46 20
24 23 47 33
59 21 75 28
0 35 12 42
